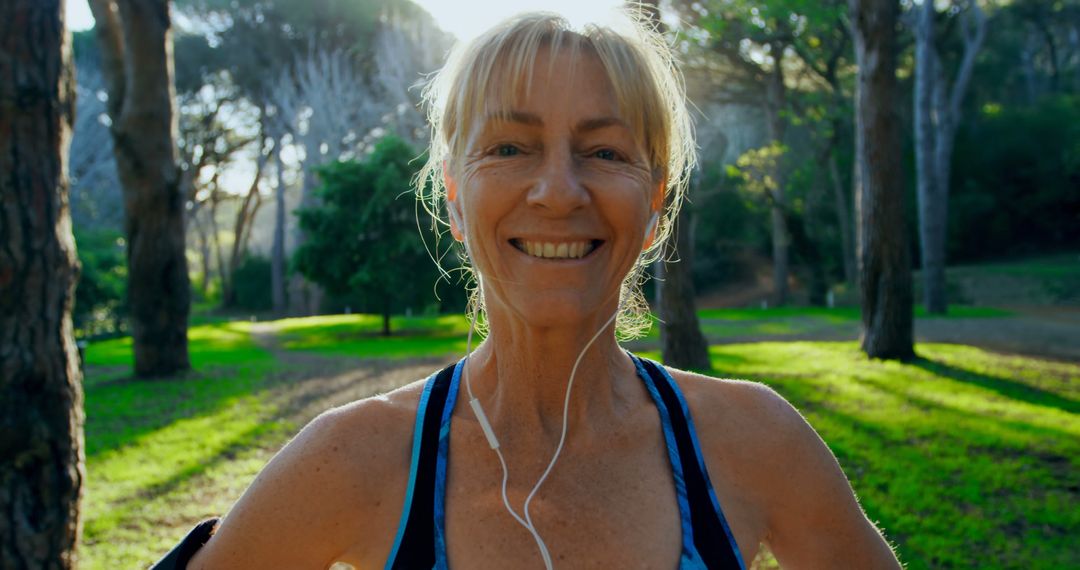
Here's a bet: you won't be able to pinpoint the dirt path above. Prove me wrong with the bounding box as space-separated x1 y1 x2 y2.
249 322 455 427
626 307 1080 362
914 307 1080 362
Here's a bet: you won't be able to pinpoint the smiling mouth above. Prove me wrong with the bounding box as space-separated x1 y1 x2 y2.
510 239 603 260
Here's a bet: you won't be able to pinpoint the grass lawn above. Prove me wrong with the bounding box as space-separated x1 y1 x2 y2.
80 314 1078 569
82 321 290 569
698 342 1077 569
274 313 474 358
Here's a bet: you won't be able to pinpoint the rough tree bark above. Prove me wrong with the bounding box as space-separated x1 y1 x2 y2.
849 0 916 360
914 0 986 314
0 1 85 566
88 0 190 377
639 0 711 370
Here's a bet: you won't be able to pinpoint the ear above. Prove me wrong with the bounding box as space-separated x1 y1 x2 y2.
444 164 465 243
643 182 665 250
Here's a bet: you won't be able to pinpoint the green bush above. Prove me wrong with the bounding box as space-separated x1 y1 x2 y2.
74 229 127 337
950 96 1080 260
230 256 273 311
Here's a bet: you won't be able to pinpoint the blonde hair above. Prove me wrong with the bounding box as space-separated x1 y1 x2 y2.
416 9 695 339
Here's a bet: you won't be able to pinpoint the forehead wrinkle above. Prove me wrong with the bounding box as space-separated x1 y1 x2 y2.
575 116 630 134
484 110 543 127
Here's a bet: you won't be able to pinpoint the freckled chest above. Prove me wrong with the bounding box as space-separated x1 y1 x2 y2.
441 410 686 569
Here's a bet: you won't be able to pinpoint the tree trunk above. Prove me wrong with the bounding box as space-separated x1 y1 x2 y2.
194 210 212 296
0 1 85 566
914 0 986 315
659 208 712 371
225 137 270 307
849 0 915 360
208 190 228 304
764 69 790 306
382 309 392 337
769 202 790 305
89 0 190 377
828 151 857 287
914 0 948 315
272 139 288 314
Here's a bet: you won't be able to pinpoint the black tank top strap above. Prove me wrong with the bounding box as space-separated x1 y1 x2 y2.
385 361 457 569
633 355 746 570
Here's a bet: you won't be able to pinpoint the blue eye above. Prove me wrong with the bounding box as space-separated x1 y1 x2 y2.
496 145 520 157
594 149 618 161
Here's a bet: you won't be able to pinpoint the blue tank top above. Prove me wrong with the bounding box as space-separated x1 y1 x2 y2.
385 353 747 569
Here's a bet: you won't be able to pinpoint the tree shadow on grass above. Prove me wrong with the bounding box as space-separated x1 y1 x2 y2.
790 398 1075 570
910 357 1080 415
105 356 450 514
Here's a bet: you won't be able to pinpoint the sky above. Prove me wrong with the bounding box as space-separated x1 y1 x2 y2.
66 0 626 39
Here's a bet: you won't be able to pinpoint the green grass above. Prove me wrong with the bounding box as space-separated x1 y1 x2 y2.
80 315 1078 569
639 305 1013 343
275 313 475 358
81 322 288 569
642 342 1078 570
944 253 1080 305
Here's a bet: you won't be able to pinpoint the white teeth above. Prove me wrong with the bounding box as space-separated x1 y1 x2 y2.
516 240 596 260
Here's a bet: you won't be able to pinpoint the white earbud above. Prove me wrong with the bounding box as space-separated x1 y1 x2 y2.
647 212 659 235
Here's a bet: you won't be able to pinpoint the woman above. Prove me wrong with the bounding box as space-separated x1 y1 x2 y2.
169 10 902 570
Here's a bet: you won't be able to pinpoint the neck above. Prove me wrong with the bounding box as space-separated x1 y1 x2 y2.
462 303 637 444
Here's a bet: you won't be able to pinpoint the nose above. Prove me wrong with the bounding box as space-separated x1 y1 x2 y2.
525 147 590 215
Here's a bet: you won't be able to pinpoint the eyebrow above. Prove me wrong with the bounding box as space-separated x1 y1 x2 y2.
485 111 630 133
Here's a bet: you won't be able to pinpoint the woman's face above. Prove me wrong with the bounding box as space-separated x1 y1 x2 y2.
448 46 659 328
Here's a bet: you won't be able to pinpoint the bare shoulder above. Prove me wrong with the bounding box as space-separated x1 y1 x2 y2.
188 376 431 569
663 367 901 568
663 367 807 454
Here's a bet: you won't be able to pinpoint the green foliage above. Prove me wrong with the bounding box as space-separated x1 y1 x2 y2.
731 142 788 197
230 255 273 311
74 229 127 338
950 96 1080 260
293 136 441 331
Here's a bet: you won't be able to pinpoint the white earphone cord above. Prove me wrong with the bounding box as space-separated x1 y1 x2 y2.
463 287 619 570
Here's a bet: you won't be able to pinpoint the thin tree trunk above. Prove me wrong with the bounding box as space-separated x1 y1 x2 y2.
828 151 857 287
660 207 712 371
194 210 212 296
0 1 85 566
849 0 915 360
764 69 790 306
225 137 270 307
89 0 190 376
914 0 986 315
208 190 228 303
272 139 287 314
769 202 790 305
914 0 945 314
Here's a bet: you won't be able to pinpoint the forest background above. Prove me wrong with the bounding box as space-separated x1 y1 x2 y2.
1 0 1077 568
